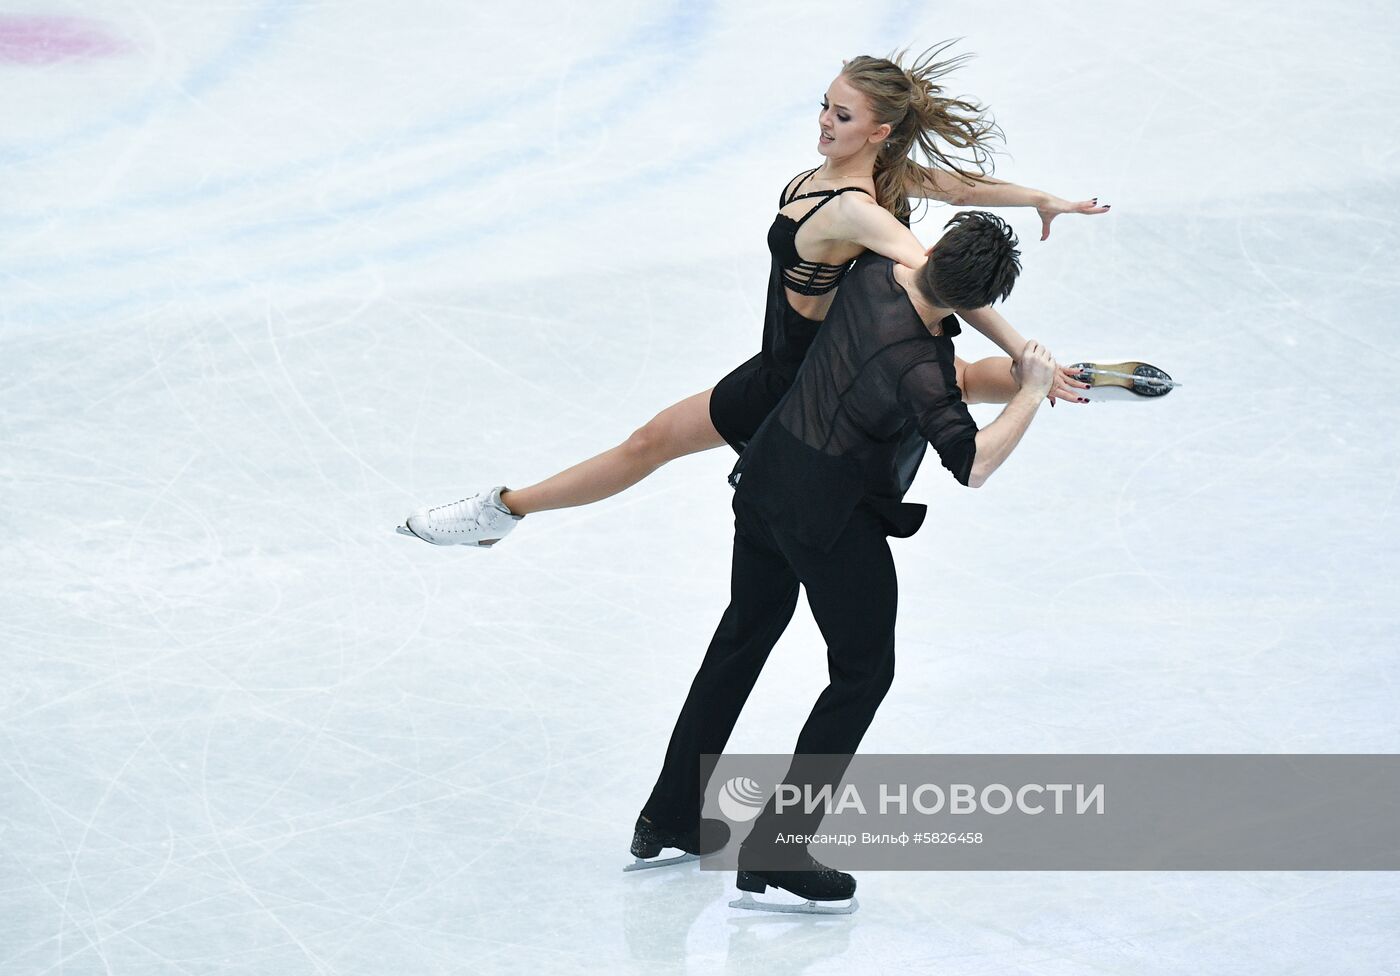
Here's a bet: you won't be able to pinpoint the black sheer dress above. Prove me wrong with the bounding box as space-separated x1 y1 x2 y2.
708 168 873 453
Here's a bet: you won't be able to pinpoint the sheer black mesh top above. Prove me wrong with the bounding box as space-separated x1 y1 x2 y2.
730 253 980 551
767 168 873 296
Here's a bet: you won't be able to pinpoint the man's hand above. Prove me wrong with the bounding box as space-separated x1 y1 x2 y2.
968 341 1060 488
1010 349 1087 405
1014 341 1057 398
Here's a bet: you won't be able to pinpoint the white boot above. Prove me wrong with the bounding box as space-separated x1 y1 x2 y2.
1070 361 1179 401
397 486 522 547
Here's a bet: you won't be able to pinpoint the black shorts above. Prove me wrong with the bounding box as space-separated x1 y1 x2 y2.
709 354 796 454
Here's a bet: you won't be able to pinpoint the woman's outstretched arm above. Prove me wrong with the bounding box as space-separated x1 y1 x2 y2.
907 168 1110 241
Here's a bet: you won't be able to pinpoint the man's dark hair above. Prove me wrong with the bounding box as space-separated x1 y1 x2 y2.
917 210 1021 309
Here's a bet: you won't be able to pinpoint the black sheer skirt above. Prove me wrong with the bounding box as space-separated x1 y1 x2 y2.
709 263 824 454
709 354 796 454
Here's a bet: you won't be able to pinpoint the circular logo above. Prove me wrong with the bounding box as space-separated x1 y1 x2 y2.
717 776 766 822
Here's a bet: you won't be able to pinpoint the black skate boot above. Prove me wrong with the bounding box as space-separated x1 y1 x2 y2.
623 815 731 872
730 850 858 915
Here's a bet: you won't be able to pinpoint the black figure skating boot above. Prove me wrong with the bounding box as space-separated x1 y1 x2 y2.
623 815 731 872
730 850 858 915
1070 360 1179 400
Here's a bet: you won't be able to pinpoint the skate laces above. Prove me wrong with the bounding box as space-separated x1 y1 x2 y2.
428 496 480 529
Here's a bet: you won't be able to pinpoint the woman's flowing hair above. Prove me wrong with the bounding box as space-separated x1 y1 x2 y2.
840 41 1002 221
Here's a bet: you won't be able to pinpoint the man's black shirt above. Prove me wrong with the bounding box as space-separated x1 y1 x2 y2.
730 253 980 551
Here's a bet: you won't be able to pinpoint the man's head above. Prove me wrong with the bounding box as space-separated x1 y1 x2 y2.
916 211 1021 310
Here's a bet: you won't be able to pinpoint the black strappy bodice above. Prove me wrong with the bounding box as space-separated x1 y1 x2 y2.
708 169 879 455
766 168 872 296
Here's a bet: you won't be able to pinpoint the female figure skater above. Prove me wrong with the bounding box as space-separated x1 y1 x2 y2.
398 45 1108 547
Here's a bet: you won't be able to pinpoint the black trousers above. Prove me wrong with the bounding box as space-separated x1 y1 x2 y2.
641 493 898 843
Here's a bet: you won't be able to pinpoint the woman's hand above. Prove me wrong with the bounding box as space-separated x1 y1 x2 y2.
1049 363 1091 405
1037 195 1111 241
1012 360 1091 406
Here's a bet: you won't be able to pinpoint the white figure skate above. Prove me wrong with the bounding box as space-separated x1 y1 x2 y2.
396 486 521 547
1070 361 1179 401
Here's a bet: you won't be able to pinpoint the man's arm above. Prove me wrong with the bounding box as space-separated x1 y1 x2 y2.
899 341 1055 488
965 342 1057 489
951 303 1027 361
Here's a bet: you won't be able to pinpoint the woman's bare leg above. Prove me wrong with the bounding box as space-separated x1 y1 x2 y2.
500 388 725 516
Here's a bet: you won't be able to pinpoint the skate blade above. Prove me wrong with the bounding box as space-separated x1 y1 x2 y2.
395 524 498 547
1082 385 1169 403
622 851 702 873
1071 361 1178 400
728 891 859 915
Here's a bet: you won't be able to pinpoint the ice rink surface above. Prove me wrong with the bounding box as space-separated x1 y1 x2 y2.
3 1 1399 973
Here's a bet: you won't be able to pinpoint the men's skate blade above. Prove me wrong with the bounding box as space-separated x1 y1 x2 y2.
728 891 859 915
622 852 701 873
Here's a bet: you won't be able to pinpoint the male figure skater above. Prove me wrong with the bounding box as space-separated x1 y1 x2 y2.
629 211 1059 913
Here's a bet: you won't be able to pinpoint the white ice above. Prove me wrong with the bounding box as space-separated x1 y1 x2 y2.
2 1 1398 973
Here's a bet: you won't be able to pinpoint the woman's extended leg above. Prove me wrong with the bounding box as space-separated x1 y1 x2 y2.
501 387 724 516
399 387 726 547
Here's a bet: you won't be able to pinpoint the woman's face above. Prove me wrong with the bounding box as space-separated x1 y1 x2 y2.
818 73 886 158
